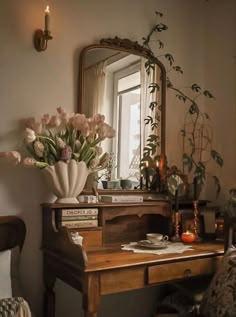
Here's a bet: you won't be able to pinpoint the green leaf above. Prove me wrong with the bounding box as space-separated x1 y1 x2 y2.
183 153 193 173
166 78 173 88
211 150 224 167
212 176 221 199
147 134 159 142
164 53 174 66
151 122 159 130
203 112 210 119
154 23 168 32
187 138 194 148
173 66 183 74
203 90 214 98
149 101 158 111
191 84 201 93
176 94 186 103
189 103 199 114
145 60 155 76
158 40 164 49
149 83 160 93
155 11 163 17
144 116 153 125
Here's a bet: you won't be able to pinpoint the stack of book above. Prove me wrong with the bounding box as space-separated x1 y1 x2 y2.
58 208 99 229
100 195 143 203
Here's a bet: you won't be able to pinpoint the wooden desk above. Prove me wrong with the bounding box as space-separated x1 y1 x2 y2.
42 202 224 317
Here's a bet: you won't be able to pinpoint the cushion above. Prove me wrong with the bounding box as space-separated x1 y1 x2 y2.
199 246 236 317
0 247 22 300
0 297 32 317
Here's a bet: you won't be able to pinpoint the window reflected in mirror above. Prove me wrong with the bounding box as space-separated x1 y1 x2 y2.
78 40 166 190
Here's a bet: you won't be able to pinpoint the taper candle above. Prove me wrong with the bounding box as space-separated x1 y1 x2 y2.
155 161 161 192
45 6 50 31
145 161 149 190
175 188 179 211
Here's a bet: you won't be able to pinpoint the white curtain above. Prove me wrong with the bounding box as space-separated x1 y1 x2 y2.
83 60 107 117
140 58 161 158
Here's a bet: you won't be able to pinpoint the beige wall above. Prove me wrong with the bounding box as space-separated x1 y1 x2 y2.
0 0 235 316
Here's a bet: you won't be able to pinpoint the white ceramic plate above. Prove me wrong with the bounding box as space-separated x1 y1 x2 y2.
137 240 168 249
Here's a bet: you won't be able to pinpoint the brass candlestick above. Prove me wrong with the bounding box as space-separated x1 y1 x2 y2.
193 200 202 242
171 211 181 242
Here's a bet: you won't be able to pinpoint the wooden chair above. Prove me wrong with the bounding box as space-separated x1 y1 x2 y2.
0 215 33 317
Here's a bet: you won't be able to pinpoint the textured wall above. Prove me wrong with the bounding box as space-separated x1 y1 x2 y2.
0 0 235 316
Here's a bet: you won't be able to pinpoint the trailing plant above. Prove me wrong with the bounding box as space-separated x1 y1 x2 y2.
141 11 223 198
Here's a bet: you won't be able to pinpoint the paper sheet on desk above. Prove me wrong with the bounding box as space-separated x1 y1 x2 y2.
121 242 193 255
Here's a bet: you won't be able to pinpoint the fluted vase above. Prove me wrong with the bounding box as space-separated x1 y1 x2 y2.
42 160 89 203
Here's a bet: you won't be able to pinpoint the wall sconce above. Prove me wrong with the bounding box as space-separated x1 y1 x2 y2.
34 6 53 52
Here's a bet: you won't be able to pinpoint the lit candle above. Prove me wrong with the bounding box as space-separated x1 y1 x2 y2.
181 230 196 243
45 6 50 32
155 161 161 192
145 161 149 190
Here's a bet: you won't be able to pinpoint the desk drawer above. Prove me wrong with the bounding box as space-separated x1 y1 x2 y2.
148 256 223 284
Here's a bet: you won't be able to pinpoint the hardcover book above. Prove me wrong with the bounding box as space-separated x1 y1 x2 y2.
59 215 98 221
100 195 143 203
60 219 98 228
60 208 99 216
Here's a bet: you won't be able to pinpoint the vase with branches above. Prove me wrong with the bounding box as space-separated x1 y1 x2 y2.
141 11 223 198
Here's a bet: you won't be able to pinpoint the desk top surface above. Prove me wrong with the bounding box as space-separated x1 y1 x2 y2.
83 241 224 272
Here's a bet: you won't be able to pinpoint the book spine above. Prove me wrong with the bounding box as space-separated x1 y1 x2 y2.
102 197 143 202
59 215 98 221
60 208 98 216
60 219 98 228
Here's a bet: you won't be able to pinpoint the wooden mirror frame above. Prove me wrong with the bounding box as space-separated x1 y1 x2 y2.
78 36 167 193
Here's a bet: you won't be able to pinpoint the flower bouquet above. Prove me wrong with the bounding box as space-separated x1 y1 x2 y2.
16 107 115 202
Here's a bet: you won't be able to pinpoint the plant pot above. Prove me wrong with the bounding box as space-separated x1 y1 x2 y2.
120 179 132 190
42 160 89 203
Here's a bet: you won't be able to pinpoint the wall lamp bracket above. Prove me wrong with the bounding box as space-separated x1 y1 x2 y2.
34 29 53 52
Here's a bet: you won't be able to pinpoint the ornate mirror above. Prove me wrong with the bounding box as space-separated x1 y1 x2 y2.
78 37 166 191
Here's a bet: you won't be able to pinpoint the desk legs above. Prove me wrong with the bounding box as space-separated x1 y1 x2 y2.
83 273 100 317
44 269 56 317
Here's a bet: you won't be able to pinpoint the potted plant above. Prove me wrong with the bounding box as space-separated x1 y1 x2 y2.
141 11 223 199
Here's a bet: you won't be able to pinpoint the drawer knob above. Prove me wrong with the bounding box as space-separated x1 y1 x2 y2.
184 268 192 277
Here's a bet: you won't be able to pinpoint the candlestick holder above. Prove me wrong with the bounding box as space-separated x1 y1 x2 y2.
171 211 181 242
192 200 202 242
34 29 53 52
145 167 149 190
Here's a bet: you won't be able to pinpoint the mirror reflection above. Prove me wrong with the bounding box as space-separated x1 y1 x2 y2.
78 39 166 190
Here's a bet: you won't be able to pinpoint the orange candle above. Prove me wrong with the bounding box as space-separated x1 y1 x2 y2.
181 230 196 243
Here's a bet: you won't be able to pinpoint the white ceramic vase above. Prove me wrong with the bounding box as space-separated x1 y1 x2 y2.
42 160 89 203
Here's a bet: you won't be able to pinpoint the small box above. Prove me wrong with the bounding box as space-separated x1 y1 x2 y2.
78 195 97 203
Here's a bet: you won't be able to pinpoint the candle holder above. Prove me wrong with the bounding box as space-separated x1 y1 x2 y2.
34 6 53 52
192 200 202 242
34 29 53 52
171 211 181 242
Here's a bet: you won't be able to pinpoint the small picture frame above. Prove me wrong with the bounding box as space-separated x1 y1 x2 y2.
200 206 218 239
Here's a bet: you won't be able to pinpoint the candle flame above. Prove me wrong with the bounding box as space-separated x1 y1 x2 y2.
156 161 159 167
145 161 149 168
45 5 50 14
